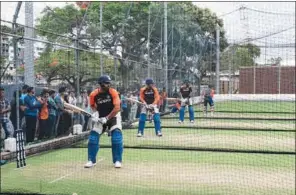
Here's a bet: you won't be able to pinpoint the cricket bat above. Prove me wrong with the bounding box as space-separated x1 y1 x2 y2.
64 102 104 133
64 102 92 116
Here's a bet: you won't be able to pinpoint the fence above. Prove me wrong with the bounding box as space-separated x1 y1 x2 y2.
0 2 295 195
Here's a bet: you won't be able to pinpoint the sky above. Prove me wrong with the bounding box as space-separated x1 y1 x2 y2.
1 1 295 65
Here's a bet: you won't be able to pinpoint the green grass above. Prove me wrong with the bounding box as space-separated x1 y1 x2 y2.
1 101 295 195
75 128 295 152
1 148 295 195
194 101 295 113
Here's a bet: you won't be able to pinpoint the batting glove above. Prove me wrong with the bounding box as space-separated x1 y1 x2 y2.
91 112 100 123
98 117 108 124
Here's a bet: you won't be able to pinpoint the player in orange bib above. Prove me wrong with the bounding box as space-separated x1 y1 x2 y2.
137 78 162 137
85 75 123 168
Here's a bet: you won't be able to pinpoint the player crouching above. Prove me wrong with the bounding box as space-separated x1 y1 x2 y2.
168 99 181 116
137 78 162 137
84 75 123 168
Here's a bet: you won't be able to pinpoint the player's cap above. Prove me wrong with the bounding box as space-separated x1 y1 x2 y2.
145 78 154 85
98 75 112 84
183 79 190 83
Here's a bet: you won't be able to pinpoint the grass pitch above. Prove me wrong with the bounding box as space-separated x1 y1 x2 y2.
1 148 295 195
1 101 295 195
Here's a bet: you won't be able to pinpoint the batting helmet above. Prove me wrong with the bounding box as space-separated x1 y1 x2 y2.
183 79 190 84
98 75 112 84
145 78 154 85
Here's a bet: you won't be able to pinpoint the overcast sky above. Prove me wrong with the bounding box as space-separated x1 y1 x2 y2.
1 1 295 65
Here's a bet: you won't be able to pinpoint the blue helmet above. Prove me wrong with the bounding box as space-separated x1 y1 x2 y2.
98 75 111 84
145 78 154 85
183 79 190 84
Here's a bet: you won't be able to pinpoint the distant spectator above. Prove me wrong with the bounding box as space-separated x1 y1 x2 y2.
38 89 50 140
68 91 77 106
121 93 128 122
0 87 13 139
20 84 29 105
9 90 24 131
55 87 68 137
23 87 42 143
162 87 167 112
20 84 29 129
78 90 90 131
48 90 58 137
128 92 138 123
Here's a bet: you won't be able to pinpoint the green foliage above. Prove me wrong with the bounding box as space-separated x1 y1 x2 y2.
35 49 113 90
220 43 261 72
35 2 228 88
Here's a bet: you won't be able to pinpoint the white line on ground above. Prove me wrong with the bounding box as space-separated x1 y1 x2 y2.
48 158 104 184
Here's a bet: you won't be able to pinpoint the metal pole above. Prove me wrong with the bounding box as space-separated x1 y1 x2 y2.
114 46 117 84
171 23 174 96
24 2 34 87
147 5 151 78
253 64 256 94
13 2 22 130
215 24 220 94
100 2 103 76
164 2 168 92
75 38 80 93
228 46 234 94
179 26 182 82
278 62 281 94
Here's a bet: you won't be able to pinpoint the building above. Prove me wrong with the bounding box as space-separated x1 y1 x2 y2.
1 36 46 84
202 71 240 94
239 66 295 94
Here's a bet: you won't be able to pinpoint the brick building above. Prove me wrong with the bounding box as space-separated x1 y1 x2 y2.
239 66 295 94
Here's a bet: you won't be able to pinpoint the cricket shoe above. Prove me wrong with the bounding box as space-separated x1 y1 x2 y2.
157 131 162 137
190 120 195 123
114 161 122 168
178 120 184 124
137 133 143 137
84 161 96 168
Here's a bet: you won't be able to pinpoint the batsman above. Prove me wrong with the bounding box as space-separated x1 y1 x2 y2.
84 75 123 168
179 80 195 123
137 78 162 137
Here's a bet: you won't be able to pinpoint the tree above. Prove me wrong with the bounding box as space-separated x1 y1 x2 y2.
220 43 261 73
35 2 228 91
267 57 282 66
34 48 114 91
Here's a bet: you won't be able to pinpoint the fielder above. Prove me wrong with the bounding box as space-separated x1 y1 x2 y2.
137 78 162 137
170 100 181 116
202 85 215 117
179 80 195 123
84 75 123 168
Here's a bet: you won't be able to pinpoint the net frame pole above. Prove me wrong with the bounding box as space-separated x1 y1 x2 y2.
100 2 103 76
215 24 220 94
12 2 22 130
164 2 168 92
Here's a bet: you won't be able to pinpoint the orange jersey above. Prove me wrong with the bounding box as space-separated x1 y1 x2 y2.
175 102 181 110
89 88 120 119
139 86 160 105
210 89 215 98
39 103 49 120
